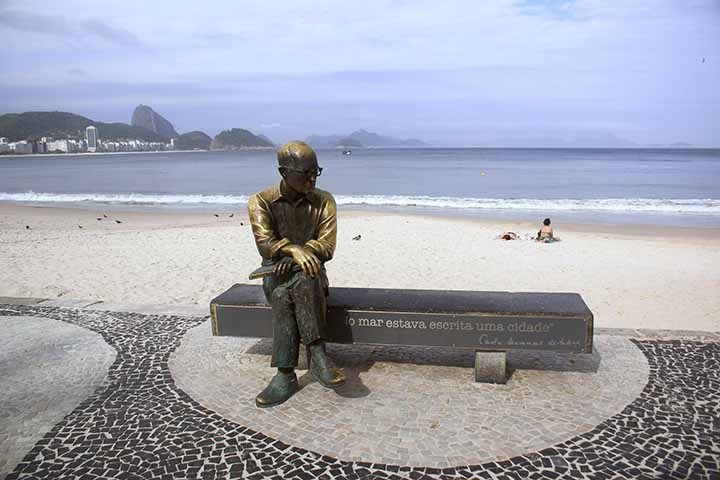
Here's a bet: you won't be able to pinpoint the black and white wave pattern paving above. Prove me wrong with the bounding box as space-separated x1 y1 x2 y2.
1 304 718 480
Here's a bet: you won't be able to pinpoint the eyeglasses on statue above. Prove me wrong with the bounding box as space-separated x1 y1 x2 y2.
284 167 323 178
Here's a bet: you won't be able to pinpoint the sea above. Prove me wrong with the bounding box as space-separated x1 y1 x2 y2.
1 148 719 227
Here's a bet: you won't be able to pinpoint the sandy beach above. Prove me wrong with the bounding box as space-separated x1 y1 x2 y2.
0 203 718 332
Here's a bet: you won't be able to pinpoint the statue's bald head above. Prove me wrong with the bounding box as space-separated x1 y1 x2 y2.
277 141 317 169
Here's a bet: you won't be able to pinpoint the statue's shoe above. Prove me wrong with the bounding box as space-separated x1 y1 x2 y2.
255 372 299 408
310 352 347 388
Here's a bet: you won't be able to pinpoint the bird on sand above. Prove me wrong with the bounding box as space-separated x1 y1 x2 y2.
97 217 103 221
115 220 122 224
103 214 108 218
229 213 234 218
214 214 220 218
78 225 83 229
240 222 244 226
352 234 362 241
25 225 30 229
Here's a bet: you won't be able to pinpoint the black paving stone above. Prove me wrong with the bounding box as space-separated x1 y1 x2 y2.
1 304 718 479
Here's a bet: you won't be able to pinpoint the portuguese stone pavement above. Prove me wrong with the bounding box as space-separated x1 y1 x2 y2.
0 302 718 480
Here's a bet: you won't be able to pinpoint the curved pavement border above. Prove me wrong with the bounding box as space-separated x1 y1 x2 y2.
0 315 116 480
0 304 717 479
170 321 649 467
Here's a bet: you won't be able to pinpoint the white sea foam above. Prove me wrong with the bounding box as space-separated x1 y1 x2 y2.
0 192 250 205
335 195 720 214
1 192 719 214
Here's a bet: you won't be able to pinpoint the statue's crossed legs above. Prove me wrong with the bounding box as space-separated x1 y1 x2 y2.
256 270 346 408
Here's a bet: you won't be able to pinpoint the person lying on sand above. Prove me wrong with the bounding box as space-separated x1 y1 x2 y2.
498 231 520 240
536 218 560 243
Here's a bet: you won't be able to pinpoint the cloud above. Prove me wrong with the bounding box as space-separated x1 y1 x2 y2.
0 9 73 36
67 68 89 78
0 0 718 145
0 9 142 47
81 19 142 47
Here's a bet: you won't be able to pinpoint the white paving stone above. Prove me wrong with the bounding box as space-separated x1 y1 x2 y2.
37 299 101 308
170 320 649 468
89 302 209 317
0 316 116 480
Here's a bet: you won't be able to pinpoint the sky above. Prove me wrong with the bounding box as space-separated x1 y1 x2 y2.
1 0 719 146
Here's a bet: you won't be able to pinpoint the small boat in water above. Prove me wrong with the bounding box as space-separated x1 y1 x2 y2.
342 148 352 155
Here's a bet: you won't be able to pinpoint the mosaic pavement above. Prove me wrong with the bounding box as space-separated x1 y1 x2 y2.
0 304 718 479
0 316 116 478
171 324 649 467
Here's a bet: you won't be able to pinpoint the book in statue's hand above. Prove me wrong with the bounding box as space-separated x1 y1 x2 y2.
248 264 302 280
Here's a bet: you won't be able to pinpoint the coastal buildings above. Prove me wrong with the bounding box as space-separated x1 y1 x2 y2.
46 139 80 153
98 139 168 152
11 141 33 154
0 126 175 155
85 126 98 152
0 138 34 154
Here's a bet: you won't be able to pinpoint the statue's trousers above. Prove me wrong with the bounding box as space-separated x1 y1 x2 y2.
262 266 329 368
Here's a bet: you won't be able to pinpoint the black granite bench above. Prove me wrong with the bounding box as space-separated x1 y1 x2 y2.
210 284 594 383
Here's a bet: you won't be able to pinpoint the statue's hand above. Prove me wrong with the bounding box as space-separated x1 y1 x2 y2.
273 257 294 276
286 245 321 278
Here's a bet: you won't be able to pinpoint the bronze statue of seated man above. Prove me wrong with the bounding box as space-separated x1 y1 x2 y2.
247 140 346 408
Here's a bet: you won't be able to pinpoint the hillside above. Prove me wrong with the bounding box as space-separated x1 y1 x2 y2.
257 134 276 147
131 105 178 138
348 129 428 147
305 129 429 148
0 111 168 142
210 128 274 150
176 131 212 150
336 137 363 147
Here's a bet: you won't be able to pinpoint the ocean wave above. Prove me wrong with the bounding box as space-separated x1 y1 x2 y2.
1 192 718 214
335 195 720 214
0 192 250 205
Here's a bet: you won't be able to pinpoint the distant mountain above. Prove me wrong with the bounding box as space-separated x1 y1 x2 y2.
305 129 429 148
176 131 212 150
256 134 276 147
348 129 428 147
0 111 168 142
210 128 274 150
668 142 694 148
131 105 178 138
337 137 363 147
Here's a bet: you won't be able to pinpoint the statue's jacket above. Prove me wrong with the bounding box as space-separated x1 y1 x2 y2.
248 180 336 362
247 180 337 266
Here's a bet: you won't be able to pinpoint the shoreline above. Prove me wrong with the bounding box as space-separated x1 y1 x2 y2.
2 147 719 158
1 203 718 332
0 147 280 159
1 200 719 236
1 145 718 159
0 149 212 159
